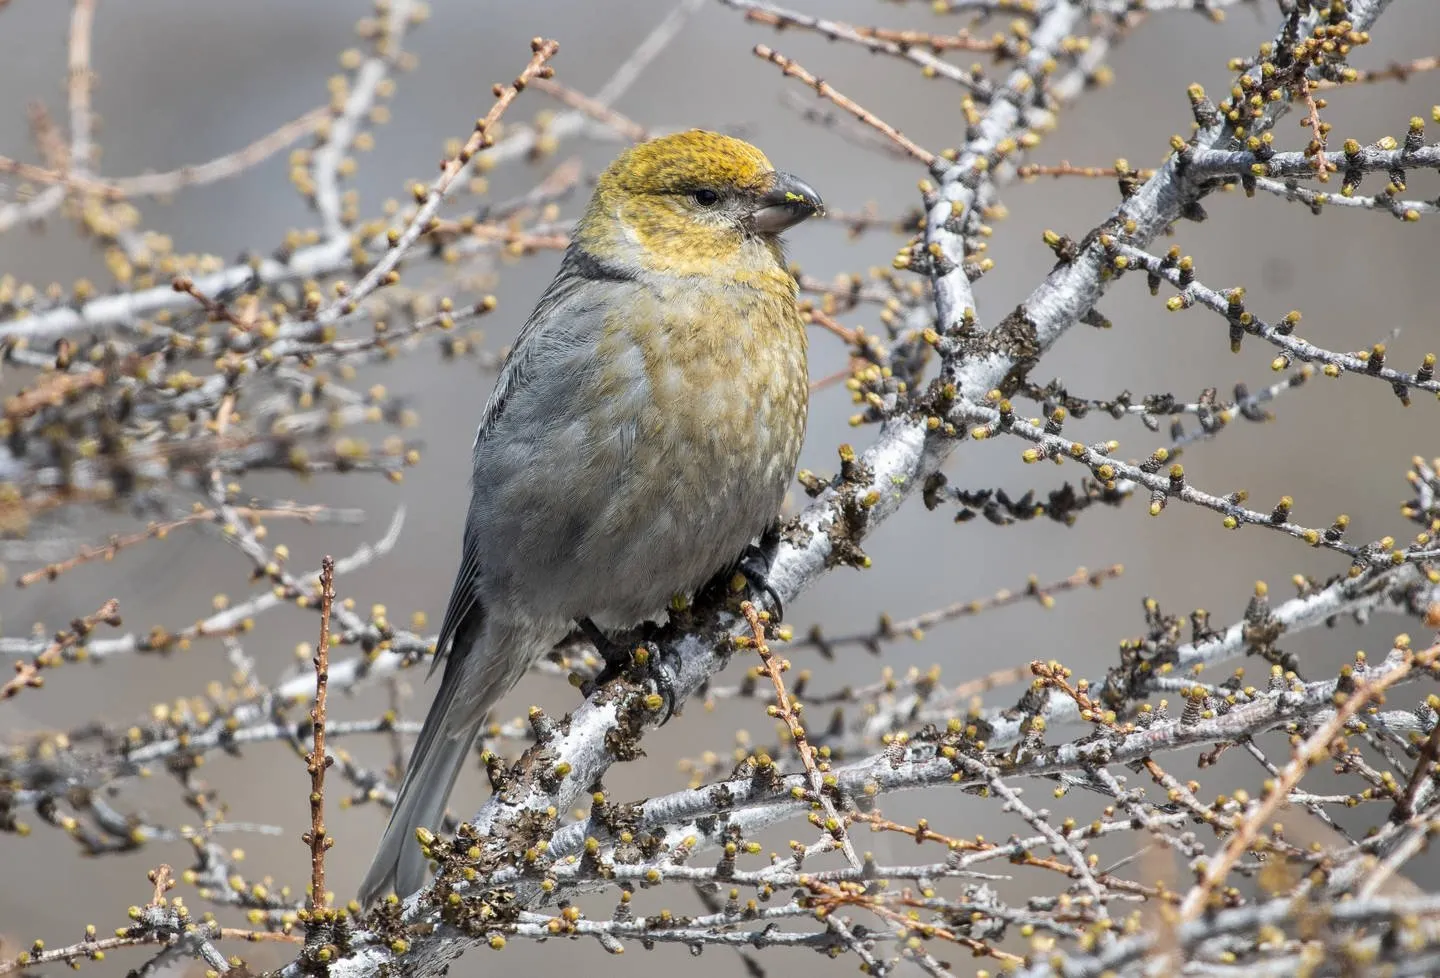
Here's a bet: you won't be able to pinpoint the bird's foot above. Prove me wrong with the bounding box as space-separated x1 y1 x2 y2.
734 522 785 620
577 617 680 723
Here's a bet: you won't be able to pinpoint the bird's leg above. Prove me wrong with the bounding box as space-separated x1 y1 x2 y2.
576 617 622 674
577 617 679 723
734 521 785 620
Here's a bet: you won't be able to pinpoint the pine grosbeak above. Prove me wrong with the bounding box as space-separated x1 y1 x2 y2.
360 130 822 905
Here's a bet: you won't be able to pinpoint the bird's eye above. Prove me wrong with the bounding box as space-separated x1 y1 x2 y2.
690 188 721 207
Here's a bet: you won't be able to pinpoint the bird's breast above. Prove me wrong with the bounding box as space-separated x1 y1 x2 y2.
570 277 808 619
598 281 807 469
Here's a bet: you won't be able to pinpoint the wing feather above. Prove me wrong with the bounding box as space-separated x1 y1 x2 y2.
429 245 634 675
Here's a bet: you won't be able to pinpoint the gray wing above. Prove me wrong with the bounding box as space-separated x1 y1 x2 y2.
430 246 634 675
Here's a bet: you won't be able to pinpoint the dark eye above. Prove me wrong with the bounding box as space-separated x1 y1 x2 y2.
690 188 721 207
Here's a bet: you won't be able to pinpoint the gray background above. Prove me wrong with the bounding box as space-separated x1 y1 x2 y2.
1 1 1437 973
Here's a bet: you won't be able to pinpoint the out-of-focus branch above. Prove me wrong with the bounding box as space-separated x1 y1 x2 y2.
0 108 328 203
309 0 419 238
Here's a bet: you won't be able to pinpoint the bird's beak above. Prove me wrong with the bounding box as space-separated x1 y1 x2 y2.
750 171 824 234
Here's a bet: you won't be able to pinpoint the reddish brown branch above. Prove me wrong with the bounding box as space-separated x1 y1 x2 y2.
304 555 337 912
147 864 174 906
803 875 1025 964
3 366 109 421
1176 640 1440 924
740 601 860 868
172 275 247 326
1313 55 1440 88
1397 714 1440 820
328 37 560 318
803 307 860 345
16 505 346 589
740 7 998 53
531 77 649 142
27 102 68 169
1018 161 1157 180
1 599 122 700
66 0 97 172
752 44 936 166
0 106 328 201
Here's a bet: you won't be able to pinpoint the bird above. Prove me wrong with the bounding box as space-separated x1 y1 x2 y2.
358 129 822 907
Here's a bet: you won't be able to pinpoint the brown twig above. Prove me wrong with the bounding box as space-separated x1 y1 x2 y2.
426 220 572 254
0 108 328 201
808 366 850 393
1296 77 1331 182
1017 161 1157 179
752 45 936 166
740 6 997 53
800 565 1125 657
27 102 68 169
0 925 298 977
803 307 860 344
802 875 1025 964
3 365 110 421
739 601 860 869
531 77 650 142
16 504 356 588
849 24 998 52
903 564 1125 628
728 0 985 94
1175 640 1440 924
801 306 893 382
848 809 1165 902
819 203 916 236
320 37 560 321
67 0 97 174
1397 707 1440 820
147 864 174 906
1312 55 1440 88
113 107 328 196
304 555 337 912
1029 659 1235 836
1 599 122 700
172 275 247 326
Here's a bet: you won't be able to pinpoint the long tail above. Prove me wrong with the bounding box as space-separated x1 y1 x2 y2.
358 644 483 907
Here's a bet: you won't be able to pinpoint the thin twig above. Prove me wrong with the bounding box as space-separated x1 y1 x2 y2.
1176 640 1440 924
305 555 336 912
147 864 174 906
16 505 362 589
1 599 122 699
1312 54 1440 88
752 45 936 166
66 0 96 174
727 0 988 93
1017 161 1157 180
740 601 861 869
315 37 560 324
0 107 328 201
531 78 649 142
310 0 416 238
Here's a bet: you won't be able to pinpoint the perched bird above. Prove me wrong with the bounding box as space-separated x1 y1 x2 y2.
359 130 822 905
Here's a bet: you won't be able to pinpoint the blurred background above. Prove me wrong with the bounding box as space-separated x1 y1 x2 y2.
1 0 1438 973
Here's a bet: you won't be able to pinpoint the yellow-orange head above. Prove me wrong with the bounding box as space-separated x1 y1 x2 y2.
575 130 823 280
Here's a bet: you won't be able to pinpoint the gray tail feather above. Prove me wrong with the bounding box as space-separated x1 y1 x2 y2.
358 645 483 907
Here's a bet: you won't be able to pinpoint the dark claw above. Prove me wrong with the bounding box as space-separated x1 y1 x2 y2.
577 618 680 724
735 522 785 620
649 640 681 724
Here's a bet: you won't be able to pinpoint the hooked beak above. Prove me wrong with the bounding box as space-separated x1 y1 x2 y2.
750 170 824 234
